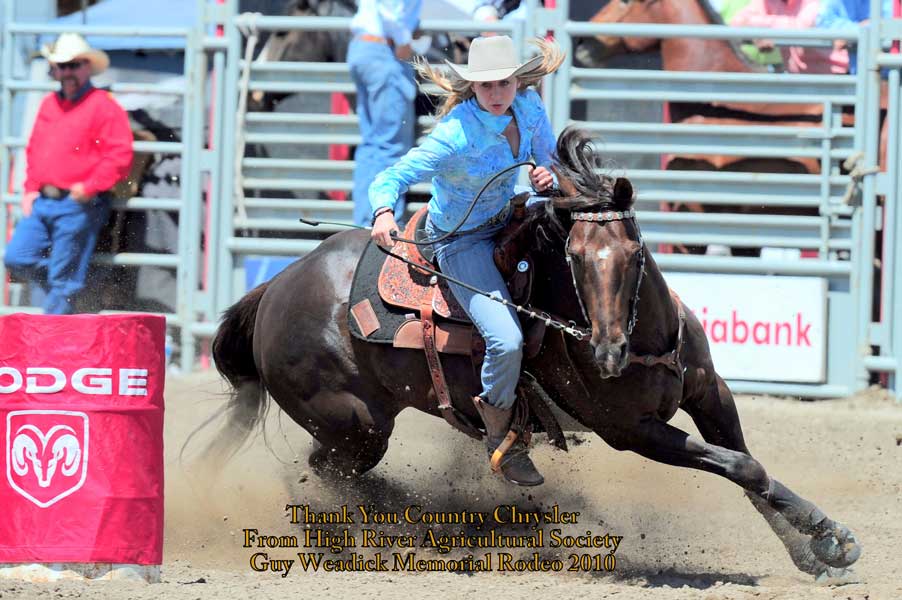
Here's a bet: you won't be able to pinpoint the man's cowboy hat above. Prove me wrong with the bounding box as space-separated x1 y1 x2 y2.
40 33 110 75
445 35 542 82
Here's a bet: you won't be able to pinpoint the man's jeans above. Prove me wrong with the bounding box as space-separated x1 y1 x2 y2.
348 37 416 226
4 194 110 315
426 216 523 410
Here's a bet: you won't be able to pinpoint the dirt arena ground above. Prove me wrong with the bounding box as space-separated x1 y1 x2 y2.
2 369 901 600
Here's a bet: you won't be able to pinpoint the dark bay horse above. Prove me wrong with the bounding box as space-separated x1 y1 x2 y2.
210 128 860 580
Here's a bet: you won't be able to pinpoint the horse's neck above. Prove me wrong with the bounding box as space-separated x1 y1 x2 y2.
632 252 680 353
659 0 763 73
661 38 760 72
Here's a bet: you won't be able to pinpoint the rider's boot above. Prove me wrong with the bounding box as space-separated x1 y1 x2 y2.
473 396 544 487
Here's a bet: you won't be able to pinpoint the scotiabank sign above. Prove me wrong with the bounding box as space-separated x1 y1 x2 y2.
665 274 827 383
0 314 165 565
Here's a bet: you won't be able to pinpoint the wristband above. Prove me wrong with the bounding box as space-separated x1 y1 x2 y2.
372 206 393 224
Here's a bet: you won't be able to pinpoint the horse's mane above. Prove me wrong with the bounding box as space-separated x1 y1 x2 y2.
535 127 633 241
552 128 616 204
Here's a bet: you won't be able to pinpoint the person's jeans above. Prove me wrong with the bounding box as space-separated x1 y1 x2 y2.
4 194 110 315
348 37 416 226
426 216 523 410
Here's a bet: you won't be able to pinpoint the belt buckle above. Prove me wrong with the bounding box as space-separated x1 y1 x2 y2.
41 185 65 200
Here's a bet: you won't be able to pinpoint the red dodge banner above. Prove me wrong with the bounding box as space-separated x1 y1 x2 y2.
0 314 165 565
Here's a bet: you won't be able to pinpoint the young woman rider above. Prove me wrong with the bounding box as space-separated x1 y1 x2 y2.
369 35 564 486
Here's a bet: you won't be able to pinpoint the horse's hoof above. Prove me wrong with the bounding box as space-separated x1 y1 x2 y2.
810 523 861 568
814 565 858 585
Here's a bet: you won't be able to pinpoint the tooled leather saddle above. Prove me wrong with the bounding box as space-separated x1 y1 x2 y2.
347 195 555 440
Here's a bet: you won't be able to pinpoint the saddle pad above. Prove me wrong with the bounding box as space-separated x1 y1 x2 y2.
348 238 414 343
348 239 470 344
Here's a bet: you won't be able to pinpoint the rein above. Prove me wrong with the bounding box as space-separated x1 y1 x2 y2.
299 161 536 246
376 244 591 341
380 201 685 382
299 160 683 378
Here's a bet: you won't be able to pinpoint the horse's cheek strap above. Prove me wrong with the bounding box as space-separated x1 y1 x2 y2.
490 431 519 472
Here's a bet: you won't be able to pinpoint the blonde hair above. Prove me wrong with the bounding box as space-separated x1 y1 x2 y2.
414 37 566 121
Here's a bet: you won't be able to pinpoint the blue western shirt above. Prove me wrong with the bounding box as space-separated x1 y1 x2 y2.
369 88 556 232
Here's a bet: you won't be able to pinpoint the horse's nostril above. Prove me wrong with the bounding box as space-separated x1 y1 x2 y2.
593 343 605 364
618 341 628 360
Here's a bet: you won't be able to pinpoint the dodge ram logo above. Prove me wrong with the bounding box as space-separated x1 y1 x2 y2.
6 411 89 508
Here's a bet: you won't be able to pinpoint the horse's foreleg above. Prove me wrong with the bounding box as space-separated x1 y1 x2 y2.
744 490 855 581
610 409 860 573
679 375 861 576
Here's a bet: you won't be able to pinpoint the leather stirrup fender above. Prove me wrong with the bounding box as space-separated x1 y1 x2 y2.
422 283 482 440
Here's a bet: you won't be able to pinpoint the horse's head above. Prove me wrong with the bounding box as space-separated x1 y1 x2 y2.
546 128 641 378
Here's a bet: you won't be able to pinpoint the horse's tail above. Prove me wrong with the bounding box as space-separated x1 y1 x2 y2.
196 281 271 464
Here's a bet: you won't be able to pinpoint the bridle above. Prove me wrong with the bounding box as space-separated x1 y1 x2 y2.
564 207 646 338
562 204 684 381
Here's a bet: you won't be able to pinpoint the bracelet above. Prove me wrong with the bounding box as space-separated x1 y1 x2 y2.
372 206 393 224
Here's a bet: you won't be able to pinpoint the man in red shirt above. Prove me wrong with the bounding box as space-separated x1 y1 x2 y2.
4 33 133 314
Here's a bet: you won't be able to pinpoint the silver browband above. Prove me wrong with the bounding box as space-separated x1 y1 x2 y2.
570 208 636 222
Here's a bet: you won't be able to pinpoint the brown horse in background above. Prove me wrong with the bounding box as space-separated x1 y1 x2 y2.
574 0 886 255
209 127 860 580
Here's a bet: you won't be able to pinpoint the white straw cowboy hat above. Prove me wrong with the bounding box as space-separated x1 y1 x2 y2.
446 35 542 82
40 33 110 75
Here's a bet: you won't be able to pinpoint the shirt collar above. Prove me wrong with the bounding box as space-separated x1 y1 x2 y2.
466 97 513 135
58 80 94 104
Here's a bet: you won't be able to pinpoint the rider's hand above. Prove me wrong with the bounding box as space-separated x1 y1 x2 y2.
372 212 400 248
395 44 413 61
529 166 554 192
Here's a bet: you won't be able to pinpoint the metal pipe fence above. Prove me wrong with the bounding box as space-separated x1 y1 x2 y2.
2 0 900 399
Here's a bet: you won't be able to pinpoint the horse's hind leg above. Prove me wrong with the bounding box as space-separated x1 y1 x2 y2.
293 389 397 478
682 375 860 578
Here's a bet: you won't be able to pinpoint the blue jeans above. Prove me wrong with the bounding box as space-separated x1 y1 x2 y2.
427 216 523 410
348 37 416 226
4 194 110 315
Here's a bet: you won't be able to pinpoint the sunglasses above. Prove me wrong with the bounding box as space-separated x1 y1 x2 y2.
55 60 87 71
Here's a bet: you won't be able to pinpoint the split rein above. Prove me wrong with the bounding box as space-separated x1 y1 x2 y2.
298 164 639 343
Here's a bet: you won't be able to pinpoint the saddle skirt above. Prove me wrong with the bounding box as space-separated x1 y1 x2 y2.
377 207 470 322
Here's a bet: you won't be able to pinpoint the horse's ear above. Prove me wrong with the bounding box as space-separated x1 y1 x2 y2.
551 165 579 198
613 177 634 210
